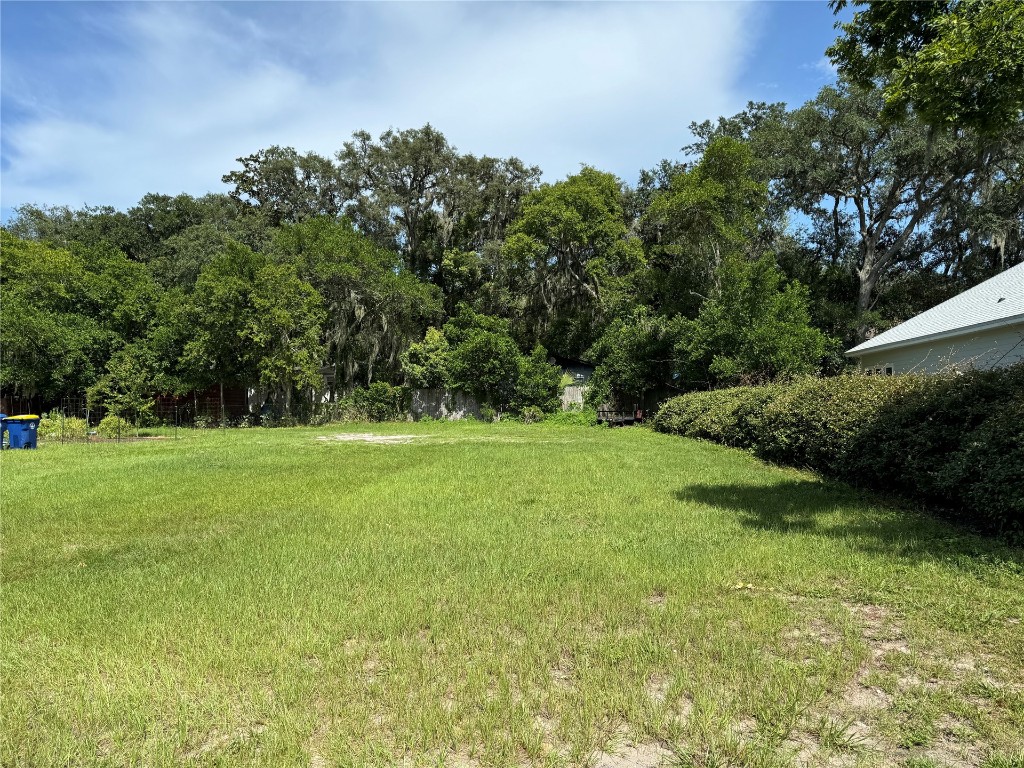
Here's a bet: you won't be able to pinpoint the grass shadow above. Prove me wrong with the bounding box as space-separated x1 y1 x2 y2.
675 479 1024 569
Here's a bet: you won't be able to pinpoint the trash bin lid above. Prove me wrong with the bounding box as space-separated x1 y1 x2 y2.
3 414 40 420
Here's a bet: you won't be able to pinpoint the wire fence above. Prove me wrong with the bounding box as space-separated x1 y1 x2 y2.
29 392 353 444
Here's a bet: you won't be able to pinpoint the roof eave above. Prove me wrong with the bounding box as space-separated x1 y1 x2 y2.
845 314 1024 357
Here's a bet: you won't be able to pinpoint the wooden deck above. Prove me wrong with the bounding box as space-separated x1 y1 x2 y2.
597 409 645 426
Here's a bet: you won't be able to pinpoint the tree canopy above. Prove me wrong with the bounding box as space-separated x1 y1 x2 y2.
3 38 1021 419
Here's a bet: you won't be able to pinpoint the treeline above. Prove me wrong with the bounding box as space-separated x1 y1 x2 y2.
2 76 1022 417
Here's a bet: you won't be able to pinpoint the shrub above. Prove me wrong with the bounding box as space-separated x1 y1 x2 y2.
97 414 134 438
37 416 89 440
654 365 1024 539
520 406 545 424
512 346 562 413
405 308 561 414
342 383 409 422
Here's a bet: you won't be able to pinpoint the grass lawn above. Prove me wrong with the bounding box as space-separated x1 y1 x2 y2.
2 422 1022 767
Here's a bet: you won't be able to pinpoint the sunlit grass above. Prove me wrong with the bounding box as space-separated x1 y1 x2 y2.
2 422 1022 767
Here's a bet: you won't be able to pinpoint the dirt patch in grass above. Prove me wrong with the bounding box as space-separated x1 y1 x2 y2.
645 674 670 704
186 723 266 759
317 433 421 444
592 741 673 768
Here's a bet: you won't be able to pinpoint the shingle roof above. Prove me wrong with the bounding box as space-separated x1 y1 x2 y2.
847 262 1024 355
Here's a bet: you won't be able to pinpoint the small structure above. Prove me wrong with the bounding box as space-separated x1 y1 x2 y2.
846 263 1024 374
550 356 595 409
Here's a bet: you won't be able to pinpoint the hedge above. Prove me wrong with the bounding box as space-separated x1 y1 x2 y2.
653 365 1024 539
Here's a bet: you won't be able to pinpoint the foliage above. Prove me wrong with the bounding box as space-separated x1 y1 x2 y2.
586 307 683 406
644 137 769 300
336 125 540 288
503 166 642 355
339 383 409 422
87 344 157 422
512 345 562 413
519 406 545 424
543 406 599 427
178 241 326 409
96 414 134 439
222 146 345 226
675 255 830 387
400 327 451 389
0 232 157 400
828 0 1024 134
273 218 440 390
654 366 1024 537
6 111 1022 424
37 416 89 441
404 307 561 414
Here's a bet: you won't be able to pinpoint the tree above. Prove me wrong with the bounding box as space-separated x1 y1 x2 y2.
336 125 540 297
586 307 684 407
0 232 158 402
773 83 994 340
222 146 345 226
271 218 441 393
512 345 562 414
87 344 157 423
400 327 451 389
502 167 642 355
676 255 830 388
404 307 561 413
643 137 770 315
828 0 1024 134
180 242 326 413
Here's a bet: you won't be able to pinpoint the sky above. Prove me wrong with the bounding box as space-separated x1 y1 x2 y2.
0 1 845 222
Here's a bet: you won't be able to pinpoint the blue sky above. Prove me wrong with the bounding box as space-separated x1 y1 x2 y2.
1 2 845 221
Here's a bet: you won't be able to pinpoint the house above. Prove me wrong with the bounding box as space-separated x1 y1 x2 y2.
846 263 1024 374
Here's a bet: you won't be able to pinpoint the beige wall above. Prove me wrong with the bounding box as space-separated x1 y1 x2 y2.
855 321 1024 374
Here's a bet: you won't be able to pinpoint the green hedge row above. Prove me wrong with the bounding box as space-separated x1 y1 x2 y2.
653 365 1024 538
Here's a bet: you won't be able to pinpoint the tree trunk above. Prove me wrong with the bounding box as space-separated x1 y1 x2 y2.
855 259 879 343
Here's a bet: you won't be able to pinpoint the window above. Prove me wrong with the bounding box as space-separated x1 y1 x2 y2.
884 366 894 376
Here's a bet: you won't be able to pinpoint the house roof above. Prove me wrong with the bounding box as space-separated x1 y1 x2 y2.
847 262 1024 356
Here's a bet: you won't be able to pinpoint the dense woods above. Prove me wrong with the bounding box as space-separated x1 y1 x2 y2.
3 3 1022 419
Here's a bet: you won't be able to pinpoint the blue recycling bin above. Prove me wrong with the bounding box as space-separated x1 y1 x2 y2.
3 415 40 449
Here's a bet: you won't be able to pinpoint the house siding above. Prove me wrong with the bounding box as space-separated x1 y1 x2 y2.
855 321 1024 374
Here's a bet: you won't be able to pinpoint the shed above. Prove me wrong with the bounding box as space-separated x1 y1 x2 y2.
846 263 1024 374
549 356 595 409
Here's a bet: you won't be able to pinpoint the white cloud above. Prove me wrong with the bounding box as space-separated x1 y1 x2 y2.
1 2 761 213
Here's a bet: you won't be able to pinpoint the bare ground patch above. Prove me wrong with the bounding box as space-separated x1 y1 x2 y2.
591 741 673 768
317 433 421 444
185 723 267 760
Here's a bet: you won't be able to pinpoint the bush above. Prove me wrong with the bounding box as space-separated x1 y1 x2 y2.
520 406 545 424
654 365 1024 539
97 414 134 438
37 416 89 440
341 383 409 422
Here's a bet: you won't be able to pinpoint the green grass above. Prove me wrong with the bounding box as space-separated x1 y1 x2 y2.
2 421 1023 767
